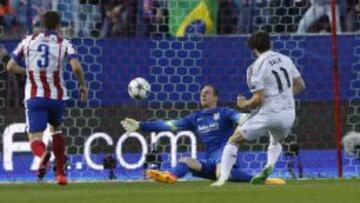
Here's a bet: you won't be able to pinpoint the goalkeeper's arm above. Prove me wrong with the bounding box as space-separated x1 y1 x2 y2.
121 116 193 132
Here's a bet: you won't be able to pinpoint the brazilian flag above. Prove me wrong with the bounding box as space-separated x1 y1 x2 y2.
169 0 218 37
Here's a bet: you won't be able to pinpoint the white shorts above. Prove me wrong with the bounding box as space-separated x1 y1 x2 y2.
237 109 295 143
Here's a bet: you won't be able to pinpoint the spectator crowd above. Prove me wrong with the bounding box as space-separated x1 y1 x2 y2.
0 0 359 39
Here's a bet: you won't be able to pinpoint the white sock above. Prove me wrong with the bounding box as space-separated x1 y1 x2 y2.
219 143 238 181
265 143 283 169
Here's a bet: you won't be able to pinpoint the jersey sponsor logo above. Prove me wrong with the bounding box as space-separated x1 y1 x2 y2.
198 122 220 134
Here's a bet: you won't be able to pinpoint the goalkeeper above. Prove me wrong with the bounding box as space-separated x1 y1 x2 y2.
121 85 284 184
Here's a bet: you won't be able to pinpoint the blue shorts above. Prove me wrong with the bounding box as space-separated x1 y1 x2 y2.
191 147 241 180
25 98 65 133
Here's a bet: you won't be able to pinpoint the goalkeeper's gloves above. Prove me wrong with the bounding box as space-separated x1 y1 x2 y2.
121 117 140 132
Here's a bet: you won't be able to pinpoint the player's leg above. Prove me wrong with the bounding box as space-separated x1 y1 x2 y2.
216 164 253 182
146 157 201 183
250 134 282 184
171 157 201 178
211 113 267 187
218 162 286 185
48 99 67 185
192 148 238 182
210 132 245 186
251 110 295 184
189 162 217 181
265 133 283 169
25 98 50 180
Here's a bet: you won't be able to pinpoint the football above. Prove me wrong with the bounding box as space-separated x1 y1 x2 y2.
128 77 151 100
342 131 360 158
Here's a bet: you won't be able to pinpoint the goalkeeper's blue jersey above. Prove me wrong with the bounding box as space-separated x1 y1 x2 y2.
139 107 244 155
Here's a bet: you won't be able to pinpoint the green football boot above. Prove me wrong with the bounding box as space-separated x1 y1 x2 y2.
250 166 273 184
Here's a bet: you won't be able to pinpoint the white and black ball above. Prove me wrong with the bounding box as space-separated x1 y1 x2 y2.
128 77 151 100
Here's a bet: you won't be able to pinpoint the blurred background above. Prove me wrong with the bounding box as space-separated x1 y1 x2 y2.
0 0 360 182
0 0 359 39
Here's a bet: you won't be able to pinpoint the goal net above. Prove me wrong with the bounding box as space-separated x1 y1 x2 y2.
0 0 358 181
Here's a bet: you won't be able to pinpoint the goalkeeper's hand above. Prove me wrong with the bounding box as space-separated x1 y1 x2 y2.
121 117 140 132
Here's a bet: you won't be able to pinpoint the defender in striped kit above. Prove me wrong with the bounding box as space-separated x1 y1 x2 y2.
7 11 88 185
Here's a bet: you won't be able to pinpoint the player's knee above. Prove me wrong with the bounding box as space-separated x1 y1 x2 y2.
228 131 246 146
49 124 61 133
269 133 283 146
28 132 43 142
179 157 201 171
179 157 192 166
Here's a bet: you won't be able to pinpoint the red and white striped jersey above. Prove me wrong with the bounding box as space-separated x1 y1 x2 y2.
11 31 78 101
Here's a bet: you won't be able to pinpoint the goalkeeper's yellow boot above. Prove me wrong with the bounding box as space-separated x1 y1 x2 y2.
146 169 177 183
264 178 286 185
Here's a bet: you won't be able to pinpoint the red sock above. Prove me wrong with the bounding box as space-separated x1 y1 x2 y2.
52 132 65 176
30 140 46 158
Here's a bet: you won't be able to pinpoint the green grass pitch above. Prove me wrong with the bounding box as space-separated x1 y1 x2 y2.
0 179 359 203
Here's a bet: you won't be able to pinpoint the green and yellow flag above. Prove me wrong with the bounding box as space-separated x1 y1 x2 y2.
169 0 218 37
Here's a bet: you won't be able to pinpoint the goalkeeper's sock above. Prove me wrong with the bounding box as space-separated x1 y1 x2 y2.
52 132 65 175
30 139 46 158
265 143 283 168
218 143 238 181
170 162 188 178
229 169 253 182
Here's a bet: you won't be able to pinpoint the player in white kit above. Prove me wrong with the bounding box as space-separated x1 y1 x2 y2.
211 31 305 186
7 11 88 185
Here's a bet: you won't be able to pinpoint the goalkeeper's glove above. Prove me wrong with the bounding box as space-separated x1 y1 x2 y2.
121 117 140 132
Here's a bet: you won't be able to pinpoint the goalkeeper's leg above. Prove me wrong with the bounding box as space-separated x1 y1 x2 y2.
228 168 252 182
146 157 201 183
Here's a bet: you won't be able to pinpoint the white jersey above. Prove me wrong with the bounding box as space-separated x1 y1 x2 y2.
247 50 301 113
11 31 78 101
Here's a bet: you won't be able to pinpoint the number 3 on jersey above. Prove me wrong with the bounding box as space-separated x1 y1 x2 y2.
37 44 49 68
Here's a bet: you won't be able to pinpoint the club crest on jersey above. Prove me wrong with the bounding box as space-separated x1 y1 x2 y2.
213 113 220 121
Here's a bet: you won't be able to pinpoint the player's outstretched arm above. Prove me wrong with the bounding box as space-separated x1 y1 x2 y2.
6 59 26 75
293 76 305 96
69 58 88 102
121 118 140 132
120 117 173 133
120 115 194 133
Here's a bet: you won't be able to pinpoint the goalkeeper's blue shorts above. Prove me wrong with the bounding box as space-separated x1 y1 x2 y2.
191 146 233 180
